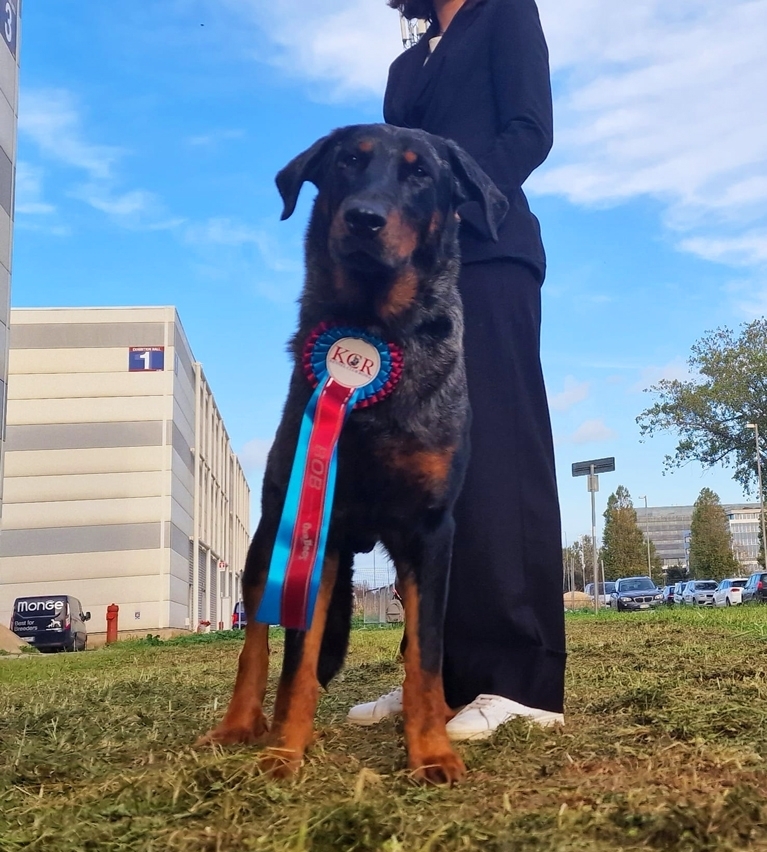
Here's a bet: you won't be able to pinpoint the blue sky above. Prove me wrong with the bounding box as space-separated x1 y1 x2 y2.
12 0 767 573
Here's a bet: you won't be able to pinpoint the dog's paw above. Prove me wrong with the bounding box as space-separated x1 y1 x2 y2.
259 746 303 779
195 713 269 747
410 750 466 786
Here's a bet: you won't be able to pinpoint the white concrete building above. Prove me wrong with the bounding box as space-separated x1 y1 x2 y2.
0 307 250 637
0 1 21 520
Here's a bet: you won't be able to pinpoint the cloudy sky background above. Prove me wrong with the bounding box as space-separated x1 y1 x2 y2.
13 0 767 579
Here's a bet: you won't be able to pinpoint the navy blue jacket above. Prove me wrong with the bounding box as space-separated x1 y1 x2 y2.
383 0 552 279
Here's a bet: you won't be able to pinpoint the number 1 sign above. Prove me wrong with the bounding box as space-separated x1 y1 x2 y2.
129 347 165 372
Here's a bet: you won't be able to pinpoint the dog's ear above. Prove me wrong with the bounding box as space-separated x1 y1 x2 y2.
444 140 509 242
275 130 344 221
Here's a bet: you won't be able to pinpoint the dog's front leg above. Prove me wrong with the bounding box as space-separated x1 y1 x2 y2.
259 551 339 778
397 522 466 785
196 519 275 746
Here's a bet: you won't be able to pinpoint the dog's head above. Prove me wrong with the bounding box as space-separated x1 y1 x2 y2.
276 124 507 318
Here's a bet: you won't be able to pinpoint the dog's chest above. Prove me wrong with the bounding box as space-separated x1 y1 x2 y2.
330 401 463 525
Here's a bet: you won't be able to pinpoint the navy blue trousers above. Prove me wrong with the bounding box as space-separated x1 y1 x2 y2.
442 259 566 713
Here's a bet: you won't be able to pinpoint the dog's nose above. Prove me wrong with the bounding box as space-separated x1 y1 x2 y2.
344 205 387 237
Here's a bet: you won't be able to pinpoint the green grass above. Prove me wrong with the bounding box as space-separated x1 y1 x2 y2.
2 607 767 851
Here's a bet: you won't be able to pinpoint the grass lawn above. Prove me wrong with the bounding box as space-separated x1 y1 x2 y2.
2 606 767 851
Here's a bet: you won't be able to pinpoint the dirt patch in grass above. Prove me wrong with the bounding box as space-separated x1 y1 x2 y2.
2 609 767 851
0 624 31 655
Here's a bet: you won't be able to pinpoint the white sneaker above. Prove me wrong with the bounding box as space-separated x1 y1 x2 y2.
346 687 403 726
445 694 564 741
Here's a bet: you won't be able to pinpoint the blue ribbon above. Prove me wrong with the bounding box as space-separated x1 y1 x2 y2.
257 380 344 627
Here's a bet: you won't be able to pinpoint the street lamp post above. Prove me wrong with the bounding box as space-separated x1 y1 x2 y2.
746 423 767 568
638 495 652 581
572 457 616 613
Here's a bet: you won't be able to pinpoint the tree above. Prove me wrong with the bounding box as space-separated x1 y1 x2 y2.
563 536 598 588
648 539 664 577
752 511 767 569
664 564 687 583
562 542 586 591
688 488 739 581
601 486 656 581
637 320 767 498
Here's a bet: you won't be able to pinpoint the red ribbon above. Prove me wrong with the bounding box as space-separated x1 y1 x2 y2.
280 378 355 628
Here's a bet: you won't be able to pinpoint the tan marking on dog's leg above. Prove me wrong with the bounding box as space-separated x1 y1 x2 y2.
400 577 465 785
196 581 270 746
260 553 339 778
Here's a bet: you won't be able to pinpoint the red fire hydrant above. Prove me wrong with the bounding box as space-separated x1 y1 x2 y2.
106 604 119 644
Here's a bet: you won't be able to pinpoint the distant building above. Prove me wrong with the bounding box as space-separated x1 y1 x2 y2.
726 505 761 572
635 502 761 574
0 1 21 521
634 505 692 567
0 307 250 637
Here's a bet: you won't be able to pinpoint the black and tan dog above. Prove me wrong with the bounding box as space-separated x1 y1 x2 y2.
199 124 506 784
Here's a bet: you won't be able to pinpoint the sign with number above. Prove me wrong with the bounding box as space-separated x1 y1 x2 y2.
2 0 17 59
129 346 165 372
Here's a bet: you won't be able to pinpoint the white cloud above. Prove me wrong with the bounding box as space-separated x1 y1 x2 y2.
20 89 121 180
679 232 767 266
570 418 617 445
187 129 245 147
81 189 155 217
239 437 273 473
724 275 767 319
224 0 401 101
549 375 590 412
68 185 184 231
632 358 691 393
532 0 767 268
15 221 72 237
19 87 177 230
14 162 55 215
185 217 303 274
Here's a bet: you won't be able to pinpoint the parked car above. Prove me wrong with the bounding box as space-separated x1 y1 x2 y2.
673 581 689 605
585 582 617 605
741 571 767 605
682 580 718 606
10 595 90 652
661 585 676 605
713 578 748 607
232 601 246 629
609 577 664 612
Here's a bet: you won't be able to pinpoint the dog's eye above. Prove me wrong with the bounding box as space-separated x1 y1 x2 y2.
338 152 360 169
405 162 432 181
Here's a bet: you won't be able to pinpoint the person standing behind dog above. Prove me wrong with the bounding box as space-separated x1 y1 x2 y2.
347 0 566 739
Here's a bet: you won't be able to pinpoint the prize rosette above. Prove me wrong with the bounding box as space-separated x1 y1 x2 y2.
256 323 403 630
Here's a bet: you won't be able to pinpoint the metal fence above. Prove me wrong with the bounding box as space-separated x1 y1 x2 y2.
354 583 404 624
